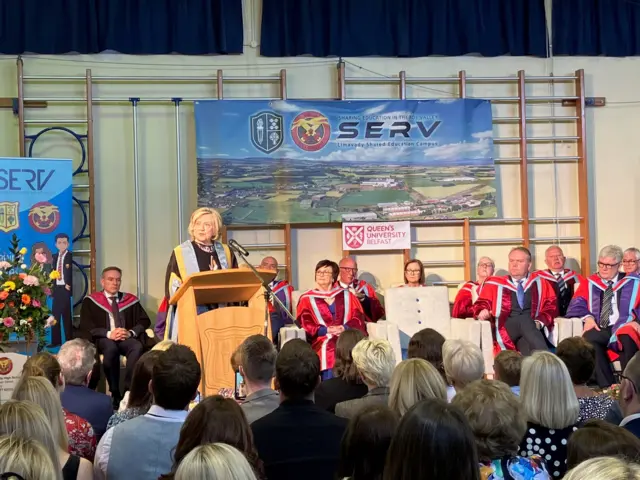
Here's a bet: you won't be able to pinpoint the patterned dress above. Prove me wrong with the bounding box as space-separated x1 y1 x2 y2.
519 423 578 478
480 455 550 480
63 408 96 462
577 394 615 424
106 406 148 430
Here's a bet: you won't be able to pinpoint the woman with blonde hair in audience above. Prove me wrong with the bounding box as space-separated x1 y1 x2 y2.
519 351 579 479
10 378 93 480
442 339 484 400
174 443 258 480
0 434 61 480
22 352 96 461
388 358 447 416
402 259 425 287
564 456 640 480
452 379 550 479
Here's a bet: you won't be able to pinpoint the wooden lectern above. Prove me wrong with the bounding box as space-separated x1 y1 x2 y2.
168 268 276 397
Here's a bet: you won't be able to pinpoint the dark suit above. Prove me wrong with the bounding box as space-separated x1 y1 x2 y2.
504 286 549 355
622 416 640 439
334 386 390 419
60 384 113 439
252 399 347 480
51 250 73 346
314 377 368 413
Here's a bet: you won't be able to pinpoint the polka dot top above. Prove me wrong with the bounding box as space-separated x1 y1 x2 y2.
519 422 578 479
576 394 615 424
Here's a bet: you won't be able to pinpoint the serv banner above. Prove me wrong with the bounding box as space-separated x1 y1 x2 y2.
0 158 73 346
194 99 496 225
342 221 411 251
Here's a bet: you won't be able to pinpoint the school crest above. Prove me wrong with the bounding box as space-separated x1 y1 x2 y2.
250 111 284 154
0 202 19 233
0 357 13 375
28 201 60 234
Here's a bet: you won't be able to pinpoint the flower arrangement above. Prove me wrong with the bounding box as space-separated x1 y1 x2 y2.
0 234 57 349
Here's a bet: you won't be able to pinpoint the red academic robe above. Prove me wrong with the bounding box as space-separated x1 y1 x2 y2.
297 286 367 371
339 280 385 323
473 273 558 355
535 268 584 317
452 280 488 319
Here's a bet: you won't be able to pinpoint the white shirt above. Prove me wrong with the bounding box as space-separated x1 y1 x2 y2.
55 250 67 285
93 405 189 480
620 412 640 427
105 292 136 340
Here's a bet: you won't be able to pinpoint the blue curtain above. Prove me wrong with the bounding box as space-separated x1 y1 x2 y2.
260 0 548 57
0 0 243 55
553 0 640 56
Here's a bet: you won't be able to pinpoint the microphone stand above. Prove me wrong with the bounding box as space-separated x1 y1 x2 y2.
229 245 296 338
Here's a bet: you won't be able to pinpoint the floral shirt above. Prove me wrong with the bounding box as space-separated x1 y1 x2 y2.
480 455 550 480
577 394 615 424
64 408 96 462
106 406 148 430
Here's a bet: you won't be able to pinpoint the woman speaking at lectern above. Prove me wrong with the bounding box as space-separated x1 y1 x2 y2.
162 207 238 340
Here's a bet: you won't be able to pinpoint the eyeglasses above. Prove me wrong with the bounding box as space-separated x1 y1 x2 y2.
598 261 620 269
622 260 640 265
477 263 494 268
340 267 357 272
405 269 422 274
316 270 334 276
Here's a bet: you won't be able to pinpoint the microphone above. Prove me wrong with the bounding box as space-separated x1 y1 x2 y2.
228 239 249 257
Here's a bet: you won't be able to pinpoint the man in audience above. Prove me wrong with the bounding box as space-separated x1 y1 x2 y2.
237 334 280 424
475 247 557 355
442 339 485 398
78 266 151 408
251 339 347 480
94 344 201 480
619 352 640 437
567 245 640 388
337 256 385 322
623 247 640 275
537 245 583 317
335 338 395 418
452 256 494 319
493 350 522 395
260 256 295 346
58 339 113 439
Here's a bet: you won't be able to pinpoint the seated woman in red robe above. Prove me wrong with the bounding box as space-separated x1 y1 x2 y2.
402 259 425 287
452 256 495 319
297 260 367 381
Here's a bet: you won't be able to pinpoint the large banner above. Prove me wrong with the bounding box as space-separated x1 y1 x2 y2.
195 99 495 225
0 158 73 345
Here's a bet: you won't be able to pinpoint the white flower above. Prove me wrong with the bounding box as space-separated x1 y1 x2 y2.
17 288 23 293
19 305 26 310
45 316 56 328
20 319 27 325
0 261 11 270
20 264 27 270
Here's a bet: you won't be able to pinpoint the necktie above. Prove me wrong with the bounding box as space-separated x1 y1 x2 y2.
599 281 614 329
57 255 63 276
110 296 122 328
556 273 567 295
516 280 525 309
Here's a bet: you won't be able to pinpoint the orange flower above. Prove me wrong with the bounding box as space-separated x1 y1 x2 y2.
21 294 31 306
0 303 4 309
18 273 26 280
0 291 7 301
7 302 14 307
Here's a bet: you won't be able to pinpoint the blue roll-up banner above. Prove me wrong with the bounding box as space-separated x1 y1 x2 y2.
0 158 73 347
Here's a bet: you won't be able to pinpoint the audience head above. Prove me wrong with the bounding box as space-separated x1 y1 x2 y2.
174 443 258 480
152 339 176 352
389 358 447 416
0 435 61 480
508 247 532 280
338 405 399 480
556 336 596 386
151 345 201 411
127 350 163 410
338 257 358 285
101 266 122 295
520 351 579 429
493 350 522 387
0 400 61 472
161 395 261 480
544 245 566 273
11 376 68 451
620 351 640 416
442 339 484 391
56 338 96 386
259 256 278 272
564 456 640 480
237 335 277 389
352 339 396 390
275 339 320 401
383 399 480 480
333 329 365 383
566 419 640 469
476 256 495 281
403 259 424 286
623 247 640 274
188 207 223 243
22 352 63 391
452 379 526 463
407 328 446 381
314 259 339 288
597 244 623 281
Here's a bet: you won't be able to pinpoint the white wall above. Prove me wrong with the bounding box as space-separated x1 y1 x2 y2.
0 47 638 312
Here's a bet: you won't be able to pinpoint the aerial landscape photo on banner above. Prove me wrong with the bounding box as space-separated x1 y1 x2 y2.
194 99 496 225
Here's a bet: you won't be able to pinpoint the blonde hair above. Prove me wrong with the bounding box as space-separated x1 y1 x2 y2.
153 339 176 352
388 358 447 416
452 379 526 462
442 339 484 389
175 443 258 480
0 400 62 473
11 376 69 451
0 434 62 480
188 207 223 242
352 339 396 388
520 351 579 429
564 456 640 480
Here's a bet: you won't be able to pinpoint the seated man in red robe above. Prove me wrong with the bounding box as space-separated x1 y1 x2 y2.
566 245 640 388
474 247 557 356
260 256 295 347
452 256 495 318
536 245 584 317
336 257 385 323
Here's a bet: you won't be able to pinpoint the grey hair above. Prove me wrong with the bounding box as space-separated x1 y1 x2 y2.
477 256 495 268
598 245 623 263
56 339 96 386
625 248 640 261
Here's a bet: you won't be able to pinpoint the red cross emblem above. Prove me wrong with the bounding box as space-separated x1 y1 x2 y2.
344 225 365 249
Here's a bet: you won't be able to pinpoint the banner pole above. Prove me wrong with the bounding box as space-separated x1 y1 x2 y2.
173 98 183 244
130 98 142 298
